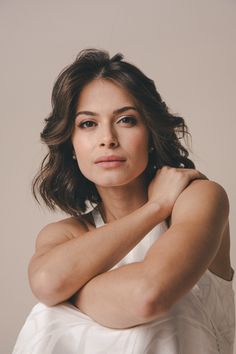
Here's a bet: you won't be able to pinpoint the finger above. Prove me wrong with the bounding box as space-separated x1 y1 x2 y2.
179 168 209 181
189 171 209 181
196 173 209 180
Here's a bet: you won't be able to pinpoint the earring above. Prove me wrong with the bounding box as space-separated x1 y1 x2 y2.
149 146 154 153
72 154 76 160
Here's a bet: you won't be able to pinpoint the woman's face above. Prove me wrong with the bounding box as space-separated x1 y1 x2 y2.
71 79 150 188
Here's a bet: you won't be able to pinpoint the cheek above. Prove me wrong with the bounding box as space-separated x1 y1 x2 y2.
128 132 149 158
72 135 91 157
72 138 92 172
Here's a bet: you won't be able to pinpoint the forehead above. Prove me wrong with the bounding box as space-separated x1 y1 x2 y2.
76 79 137 110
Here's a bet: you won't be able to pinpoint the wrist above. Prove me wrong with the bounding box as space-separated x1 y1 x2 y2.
145 201 167 224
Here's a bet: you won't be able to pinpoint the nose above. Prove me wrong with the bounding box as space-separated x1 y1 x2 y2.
99 124 119 148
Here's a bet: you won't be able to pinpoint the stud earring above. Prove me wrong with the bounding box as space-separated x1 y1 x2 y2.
149 146 154 153
72 154 76 160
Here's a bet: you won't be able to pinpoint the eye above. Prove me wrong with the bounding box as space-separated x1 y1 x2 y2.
118 116 137 125
77 116 137 129
78 120 96 129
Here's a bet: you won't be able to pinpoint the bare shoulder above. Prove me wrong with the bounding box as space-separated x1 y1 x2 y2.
34 214 91 256
171 179 229 224
179 179 228 202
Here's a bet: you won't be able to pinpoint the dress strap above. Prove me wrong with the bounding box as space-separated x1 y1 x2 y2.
91 206 105 228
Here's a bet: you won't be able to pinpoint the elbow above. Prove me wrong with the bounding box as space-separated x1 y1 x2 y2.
29 270 64 307
135 282 170 321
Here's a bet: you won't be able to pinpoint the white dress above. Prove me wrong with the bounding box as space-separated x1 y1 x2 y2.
13 205 235 354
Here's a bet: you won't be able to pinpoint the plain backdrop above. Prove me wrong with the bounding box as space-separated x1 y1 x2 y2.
1 0 236 352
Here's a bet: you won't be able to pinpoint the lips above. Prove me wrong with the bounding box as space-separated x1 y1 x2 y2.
95 155 126 163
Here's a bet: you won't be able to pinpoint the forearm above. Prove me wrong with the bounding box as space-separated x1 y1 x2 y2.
31 201 164 305
71 261 160 329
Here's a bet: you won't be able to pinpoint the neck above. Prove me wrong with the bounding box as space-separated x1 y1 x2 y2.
95 173 148 223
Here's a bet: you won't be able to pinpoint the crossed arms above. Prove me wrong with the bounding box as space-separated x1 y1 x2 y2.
29 179 229 329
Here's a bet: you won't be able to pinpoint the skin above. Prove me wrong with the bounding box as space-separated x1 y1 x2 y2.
71 78 151 223
28 78 233 329
70 178 232 329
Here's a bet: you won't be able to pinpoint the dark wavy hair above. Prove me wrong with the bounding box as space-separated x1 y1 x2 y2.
32 48 195 217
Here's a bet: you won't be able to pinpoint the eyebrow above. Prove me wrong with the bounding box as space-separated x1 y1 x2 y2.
75 106 138 117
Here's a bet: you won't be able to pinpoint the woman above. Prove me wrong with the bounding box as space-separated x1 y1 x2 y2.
13 48 235 353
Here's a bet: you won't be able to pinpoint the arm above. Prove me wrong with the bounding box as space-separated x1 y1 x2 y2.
144 179 229 317
72 180 229 328
30 166 205 308
29 201 164 306
71 261 154 329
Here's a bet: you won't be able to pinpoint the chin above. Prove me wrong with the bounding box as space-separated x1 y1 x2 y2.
94 171 146 188
94 178 129 188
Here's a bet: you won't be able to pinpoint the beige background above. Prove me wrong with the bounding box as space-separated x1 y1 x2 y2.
1 0 236 352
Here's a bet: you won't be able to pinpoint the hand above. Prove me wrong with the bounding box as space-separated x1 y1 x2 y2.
147 166 208 219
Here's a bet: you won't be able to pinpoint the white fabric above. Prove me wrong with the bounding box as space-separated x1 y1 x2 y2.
13 206 235 353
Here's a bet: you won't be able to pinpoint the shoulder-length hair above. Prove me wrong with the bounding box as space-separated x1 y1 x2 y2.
32 48 195 217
